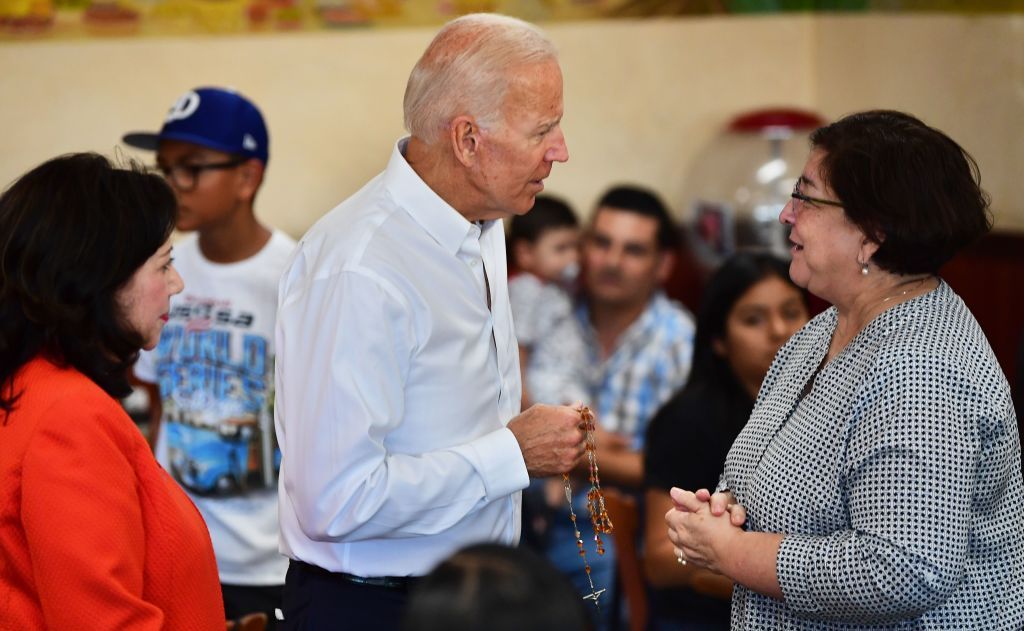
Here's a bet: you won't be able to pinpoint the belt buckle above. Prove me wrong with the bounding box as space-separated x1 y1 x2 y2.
342 571 409 590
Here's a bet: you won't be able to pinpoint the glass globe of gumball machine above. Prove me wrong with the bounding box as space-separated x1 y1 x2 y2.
681 108 825 272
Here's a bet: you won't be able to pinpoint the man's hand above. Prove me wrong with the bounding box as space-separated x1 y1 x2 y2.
507 404 587 477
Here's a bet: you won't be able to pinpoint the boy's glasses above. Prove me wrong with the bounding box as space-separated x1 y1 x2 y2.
154 157 247 192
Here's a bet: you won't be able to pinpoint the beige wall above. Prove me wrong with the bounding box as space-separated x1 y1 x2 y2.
0 13 1020 236
815 14 1024 232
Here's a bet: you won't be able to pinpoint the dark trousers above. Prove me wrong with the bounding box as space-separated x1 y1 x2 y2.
222 583 284 630
281 561 410 630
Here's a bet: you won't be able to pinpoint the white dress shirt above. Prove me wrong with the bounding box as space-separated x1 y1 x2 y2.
275 138 528 577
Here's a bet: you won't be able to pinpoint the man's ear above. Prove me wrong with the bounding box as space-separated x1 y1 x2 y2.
656 251 677 285
450 115 479 168
237 158 264 203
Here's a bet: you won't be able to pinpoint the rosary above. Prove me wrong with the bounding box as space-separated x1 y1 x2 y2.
563 406 614 608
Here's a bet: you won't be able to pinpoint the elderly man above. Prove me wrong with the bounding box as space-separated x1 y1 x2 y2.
274 13 585 629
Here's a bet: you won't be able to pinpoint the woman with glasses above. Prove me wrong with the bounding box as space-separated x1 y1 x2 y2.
664 110 1024 629
0 153 224 629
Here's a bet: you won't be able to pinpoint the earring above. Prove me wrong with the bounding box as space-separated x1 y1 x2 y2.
861 263 869 276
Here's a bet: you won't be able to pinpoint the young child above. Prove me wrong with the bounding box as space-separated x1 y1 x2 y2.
507 194 581 407
122 87 295 629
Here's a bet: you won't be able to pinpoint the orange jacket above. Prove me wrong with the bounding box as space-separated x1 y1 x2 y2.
0 356 224 630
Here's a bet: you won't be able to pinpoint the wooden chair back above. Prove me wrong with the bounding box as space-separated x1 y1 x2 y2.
603 488 648 631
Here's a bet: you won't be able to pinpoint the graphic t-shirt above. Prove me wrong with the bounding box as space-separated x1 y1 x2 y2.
135 230 295 585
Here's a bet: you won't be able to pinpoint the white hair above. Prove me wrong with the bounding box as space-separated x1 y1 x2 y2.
403 13 558 143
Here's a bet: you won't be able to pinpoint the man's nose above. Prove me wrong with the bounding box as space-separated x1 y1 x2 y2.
546 129 569 163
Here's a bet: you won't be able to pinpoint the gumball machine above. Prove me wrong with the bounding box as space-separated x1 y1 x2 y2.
681 108 826 272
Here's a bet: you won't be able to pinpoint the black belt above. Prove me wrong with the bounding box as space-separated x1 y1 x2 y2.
292 560 417 591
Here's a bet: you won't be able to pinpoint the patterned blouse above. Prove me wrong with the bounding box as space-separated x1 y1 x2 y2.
722 281 1024 629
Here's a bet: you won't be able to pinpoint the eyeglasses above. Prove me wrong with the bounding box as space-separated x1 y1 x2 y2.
791 181 843 209
154 157 247 192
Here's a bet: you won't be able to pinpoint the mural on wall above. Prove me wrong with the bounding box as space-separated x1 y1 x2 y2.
0 0 1020 39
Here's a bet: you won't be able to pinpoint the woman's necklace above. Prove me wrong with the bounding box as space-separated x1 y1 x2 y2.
829 275 935 365
874 274 934 313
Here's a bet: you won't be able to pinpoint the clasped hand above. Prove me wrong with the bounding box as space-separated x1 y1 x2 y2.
508 404 588 477
665 487 746 576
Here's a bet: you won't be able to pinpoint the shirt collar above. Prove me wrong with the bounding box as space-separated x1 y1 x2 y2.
382 137 478 257
618 291 668 348
577 291 668 358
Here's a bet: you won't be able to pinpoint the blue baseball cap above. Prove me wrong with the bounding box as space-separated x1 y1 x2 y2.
123 87 269 164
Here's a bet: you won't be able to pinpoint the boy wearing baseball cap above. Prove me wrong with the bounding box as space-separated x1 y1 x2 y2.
124 87 294 628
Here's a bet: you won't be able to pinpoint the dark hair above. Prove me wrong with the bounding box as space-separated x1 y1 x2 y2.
402 543 592 631
0 153 177 413
691 252 804 389
595 185 680 250
810 110 992 275
508 194 578 247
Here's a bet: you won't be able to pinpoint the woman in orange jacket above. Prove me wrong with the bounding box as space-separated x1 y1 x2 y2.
0 153 224 629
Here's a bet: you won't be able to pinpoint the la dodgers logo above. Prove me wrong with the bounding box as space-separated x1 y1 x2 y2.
165 91 201 123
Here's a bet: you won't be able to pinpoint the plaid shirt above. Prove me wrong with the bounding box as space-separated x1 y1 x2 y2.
528 291 695 447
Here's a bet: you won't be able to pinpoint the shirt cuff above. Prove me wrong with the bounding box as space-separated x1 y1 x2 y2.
777 533 822 615
458 427 529 501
